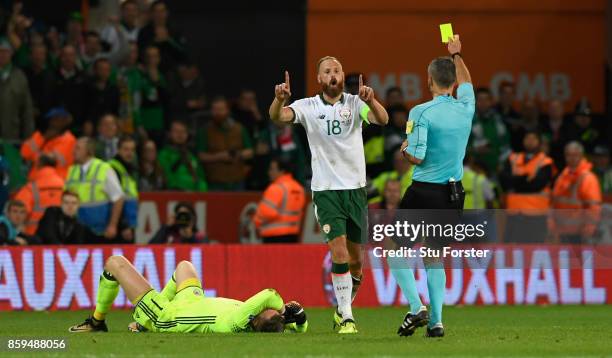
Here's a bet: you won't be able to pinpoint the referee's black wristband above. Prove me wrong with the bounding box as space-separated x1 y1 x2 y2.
451 52 462 60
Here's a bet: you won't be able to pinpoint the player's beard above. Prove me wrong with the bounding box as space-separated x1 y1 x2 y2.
322 78 344 98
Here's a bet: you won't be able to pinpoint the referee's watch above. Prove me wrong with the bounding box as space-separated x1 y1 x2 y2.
451 52 462 60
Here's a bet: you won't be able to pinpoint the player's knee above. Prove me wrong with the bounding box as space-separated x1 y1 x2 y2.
349 259 362 273
105 255 128 273
176 260 194 272
330 244 350 263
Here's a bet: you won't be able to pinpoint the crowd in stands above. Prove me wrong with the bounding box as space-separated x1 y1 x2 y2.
0 1 610 245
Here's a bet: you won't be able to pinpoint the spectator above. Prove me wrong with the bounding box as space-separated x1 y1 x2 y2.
138 139 165 190
385 86 404 107
149 201 205 244
0 200 39 245
64 12 85 52
232 88 262 138
14 154 64 235
167 59 206 129
565 99 601 155
469 87 510 176
24 43 56 126
85 58 120 129
80 31 103 71
248 120 307 190
508 98 541 152
100 0 141 55
369 178 402 210
369 148 413 204
500 131 554 242
0 139 26 196
116 41 142 133
462 155 495 209
541 99 570 168
382 104 409 169
82 27 129 70
136 45 166 145
137 0 187 73
53 45 87 134
95 114 120 161
109 136 139 243
550 141 602 244
198 97 253 191
494 81 520 128
65 137 125 242
159 120 207 191
591 145 612 194
21 107 76 179
36 190 91 245
253 158 305 244
0 36 34 143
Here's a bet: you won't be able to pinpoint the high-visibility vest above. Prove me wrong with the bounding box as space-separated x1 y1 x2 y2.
551 160 602 236
463 167 487 209
109 158 139 228
20 131 76 179
506 152 553 215
369 167 414 204
364 136 384 165
14 167 65 235
254 174 305 238
65 158 112 234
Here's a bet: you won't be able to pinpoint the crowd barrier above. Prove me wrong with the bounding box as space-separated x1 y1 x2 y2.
0 244 610 311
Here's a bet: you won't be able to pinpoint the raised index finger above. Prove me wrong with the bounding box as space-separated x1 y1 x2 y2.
285 71 290 89
359 74 363 88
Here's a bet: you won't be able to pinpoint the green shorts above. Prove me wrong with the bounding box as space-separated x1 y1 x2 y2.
312 188 368 243
133 283 206 333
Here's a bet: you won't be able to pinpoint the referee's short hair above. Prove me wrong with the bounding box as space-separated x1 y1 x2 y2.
428 57 456 89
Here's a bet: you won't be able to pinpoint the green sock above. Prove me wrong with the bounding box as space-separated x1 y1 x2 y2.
388 256 423 314
93 271 119 321
160 274 177 301
425 263 446 327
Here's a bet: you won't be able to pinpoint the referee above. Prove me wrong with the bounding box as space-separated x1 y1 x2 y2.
396 35 474 338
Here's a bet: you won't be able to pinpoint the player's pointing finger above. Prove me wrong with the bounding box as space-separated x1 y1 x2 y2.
285 71 290 90
359 74 363 89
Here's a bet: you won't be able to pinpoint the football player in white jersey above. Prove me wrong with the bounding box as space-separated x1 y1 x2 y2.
269 57 388 333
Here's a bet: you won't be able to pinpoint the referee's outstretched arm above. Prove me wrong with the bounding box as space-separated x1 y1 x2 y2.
449 35 471 84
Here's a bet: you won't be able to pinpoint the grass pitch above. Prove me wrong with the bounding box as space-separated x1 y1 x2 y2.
1 306 611 357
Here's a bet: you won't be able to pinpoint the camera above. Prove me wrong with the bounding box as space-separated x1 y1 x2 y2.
175 211 193 228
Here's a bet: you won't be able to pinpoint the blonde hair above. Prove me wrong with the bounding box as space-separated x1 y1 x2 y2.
316 56 341 72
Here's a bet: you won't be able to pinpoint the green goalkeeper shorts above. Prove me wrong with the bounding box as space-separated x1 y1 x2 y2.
312 187 368 244
133 283 210 333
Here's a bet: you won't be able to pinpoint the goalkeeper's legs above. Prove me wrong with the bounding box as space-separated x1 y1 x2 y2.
69 255 152 332
173 260 202 294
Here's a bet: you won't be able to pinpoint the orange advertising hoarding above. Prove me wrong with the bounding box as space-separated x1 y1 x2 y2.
306 0 605 111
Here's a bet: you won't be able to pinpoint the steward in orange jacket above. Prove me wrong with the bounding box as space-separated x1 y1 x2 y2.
14 155 65 235
500 132 554 243
550 142 602 243
254 159 305 243
500 132 554 214
20 107 76 179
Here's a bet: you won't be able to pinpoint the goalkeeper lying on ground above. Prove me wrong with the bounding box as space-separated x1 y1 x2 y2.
69 256 307 333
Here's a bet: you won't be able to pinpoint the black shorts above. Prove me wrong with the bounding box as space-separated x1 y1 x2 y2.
398 181 465 249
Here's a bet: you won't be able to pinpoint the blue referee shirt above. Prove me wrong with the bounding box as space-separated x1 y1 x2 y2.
405 83 475 184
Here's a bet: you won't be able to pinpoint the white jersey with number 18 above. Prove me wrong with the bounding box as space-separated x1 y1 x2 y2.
289 93 369 192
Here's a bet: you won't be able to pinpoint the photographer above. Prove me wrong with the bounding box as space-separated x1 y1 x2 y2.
149 202 206 244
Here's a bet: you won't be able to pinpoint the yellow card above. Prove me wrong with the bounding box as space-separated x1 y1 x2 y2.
439 23 454 43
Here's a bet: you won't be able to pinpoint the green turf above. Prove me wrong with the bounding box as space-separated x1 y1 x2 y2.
1 306 611 357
